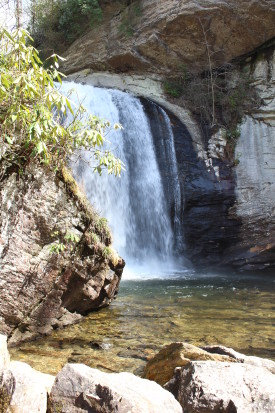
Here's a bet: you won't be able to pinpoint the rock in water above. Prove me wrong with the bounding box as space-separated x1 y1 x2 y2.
165 361 275 413
0 165 124 344
49 363 182 413
144 342 235 385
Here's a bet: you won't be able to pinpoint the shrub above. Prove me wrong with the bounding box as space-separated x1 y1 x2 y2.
29 0 103 56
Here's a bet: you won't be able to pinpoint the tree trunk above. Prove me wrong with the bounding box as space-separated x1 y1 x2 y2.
14 0 22 28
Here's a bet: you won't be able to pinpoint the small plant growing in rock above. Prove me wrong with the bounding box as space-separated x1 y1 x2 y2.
94 217 111 242
91 232 100 245
64 232 80 243
49 230 80 254
49 242 66 254
102 246 112 260
163 80 184 98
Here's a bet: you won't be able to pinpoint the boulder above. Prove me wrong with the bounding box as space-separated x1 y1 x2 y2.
165 361 275 413
144 342 235 385
0 165 124 344
8 361 55 413
203 344 275 374
49 363 182 413
0 369 15 412
0 335 10 369
0 335 55 412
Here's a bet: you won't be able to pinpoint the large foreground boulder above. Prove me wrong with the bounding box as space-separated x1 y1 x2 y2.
0 335 10 370
49 363 182 413
0 335 55 412
165 361 275 413
145 342 275 412
8 361 55 413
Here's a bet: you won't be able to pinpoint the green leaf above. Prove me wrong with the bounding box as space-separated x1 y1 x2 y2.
5 136 13 144
36 141 44 154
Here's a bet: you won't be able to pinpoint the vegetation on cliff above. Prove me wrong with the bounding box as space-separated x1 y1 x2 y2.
26 0 136 57
163 61 260 159
0 27 123 179
29 0 103 55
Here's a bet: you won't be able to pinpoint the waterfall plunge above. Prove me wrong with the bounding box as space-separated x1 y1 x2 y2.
61 81 184 278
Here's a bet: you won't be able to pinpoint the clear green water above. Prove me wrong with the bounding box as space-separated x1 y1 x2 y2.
10 272 275 375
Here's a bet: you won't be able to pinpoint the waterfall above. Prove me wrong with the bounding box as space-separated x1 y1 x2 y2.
145 101 185 254
60 81 184 277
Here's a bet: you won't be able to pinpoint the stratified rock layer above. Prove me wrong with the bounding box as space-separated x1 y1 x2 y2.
0 165 124 344
62 0 275 76
230 46 275 271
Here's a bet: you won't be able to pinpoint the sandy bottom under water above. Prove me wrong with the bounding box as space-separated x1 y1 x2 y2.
10 271 275 375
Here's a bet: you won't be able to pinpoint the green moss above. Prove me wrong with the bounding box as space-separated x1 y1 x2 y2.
60 166 113 247
60 166 97 223
163 80 183 98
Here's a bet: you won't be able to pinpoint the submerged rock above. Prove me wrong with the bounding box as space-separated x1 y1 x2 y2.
48 363 182 413
0 165 124 344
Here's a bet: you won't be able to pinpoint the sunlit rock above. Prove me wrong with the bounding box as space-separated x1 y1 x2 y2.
165 361 275 413
0 165 124 345
8 361 54 413
62 0 275 76
0 335 10 370
49 363 182 413
144 342 235 385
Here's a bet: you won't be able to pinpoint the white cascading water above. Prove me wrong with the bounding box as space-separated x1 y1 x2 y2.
60 81 180 278
150 103 184 253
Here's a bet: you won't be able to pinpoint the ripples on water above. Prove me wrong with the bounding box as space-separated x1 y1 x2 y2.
10 271 275 375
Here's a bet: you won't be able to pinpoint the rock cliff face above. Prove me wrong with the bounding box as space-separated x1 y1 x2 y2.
62 0 275 76
224 44 275 271
62 1 275 272
0 165 124 344
66 44 275 272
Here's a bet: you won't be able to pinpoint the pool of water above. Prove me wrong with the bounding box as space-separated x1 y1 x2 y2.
10 271 275 376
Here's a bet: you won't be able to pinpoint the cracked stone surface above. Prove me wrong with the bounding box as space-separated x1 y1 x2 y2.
0 165 124 345
165 361 275 413
62 0 275 76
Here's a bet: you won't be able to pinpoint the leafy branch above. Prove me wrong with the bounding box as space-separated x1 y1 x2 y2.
0 27 123 178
